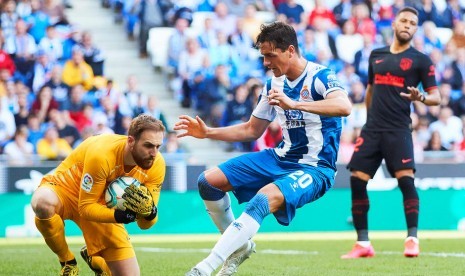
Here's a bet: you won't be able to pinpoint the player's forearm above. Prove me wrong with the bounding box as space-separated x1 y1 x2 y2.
422 90 441 106
137 215 158 229
79 203 118 223
205 123 260 142
293 97 351 117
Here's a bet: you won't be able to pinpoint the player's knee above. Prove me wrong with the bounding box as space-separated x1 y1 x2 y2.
244 193 270 224
31 188 60 218
397 176 418 198
197 172 225 201
351 171 371 182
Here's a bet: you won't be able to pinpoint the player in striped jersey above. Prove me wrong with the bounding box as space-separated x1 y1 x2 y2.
176 21 352 276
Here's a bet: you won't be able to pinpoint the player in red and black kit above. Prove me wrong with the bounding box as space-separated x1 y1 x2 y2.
342 7 441 259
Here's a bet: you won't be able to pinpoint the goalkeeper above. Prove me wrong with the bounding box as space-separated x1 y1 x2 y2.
31 114 166 276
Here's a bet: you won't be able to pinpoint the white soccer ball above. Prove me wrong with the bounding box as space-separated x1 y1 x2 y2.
105 176 141 210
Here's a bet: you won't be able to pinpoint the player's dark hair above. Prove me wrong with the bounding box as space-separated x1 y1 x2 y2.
254 21 300 55
396 6 418 17
128 114 165 140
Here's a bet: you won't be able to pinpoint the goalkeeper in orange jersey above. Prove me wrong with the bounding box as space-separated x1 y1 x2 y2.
31 114 166 276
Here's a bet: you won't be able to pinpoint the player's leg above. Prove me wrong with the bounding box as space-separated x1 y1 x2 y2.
187 151 281 275
31 184 78 275
387 131 419 257
80 218 135 275
188 161 334 276
341 170 376 259
80 245 111 275
100 247 139 276
395 169 420 257
188 184 279 276
198 168 235 233
342 130 382 259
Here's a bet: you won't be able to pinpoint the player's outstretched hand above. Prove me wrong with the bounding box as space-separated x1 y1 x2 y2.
267 88 296 110
122 184 155 218
400 86 423 102
173 115 208 139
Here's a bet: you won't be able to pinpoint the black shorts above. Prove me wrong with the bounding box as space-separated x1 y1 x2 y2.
347 129 415 177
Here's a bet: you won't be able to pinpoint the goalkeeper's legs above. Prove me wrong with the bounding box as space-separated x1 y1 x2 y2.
198 172 235 233
31 187 76 265
80 245 111 276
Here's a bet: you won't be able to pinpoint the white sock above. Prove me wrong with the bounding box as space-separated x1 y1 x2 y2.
196 213 260 274
204 193 235 233
356 241 371 247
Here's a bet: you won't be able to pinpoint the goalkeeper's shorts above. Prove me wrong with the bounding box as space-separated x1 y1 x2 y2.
39 178 136 261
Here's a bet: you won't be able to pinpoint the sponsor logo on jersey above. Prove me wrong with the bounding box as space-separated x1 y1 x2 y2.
400 58 412 71
284 110 306 129
300 85 310 100
375 59 384 64
374 73 405 87
81 173 93 192
285 110 303 120
285 120 306 129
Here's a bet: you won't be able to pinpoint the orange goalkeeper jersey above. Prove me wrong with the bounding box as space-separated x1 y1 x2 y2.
42 134 165 228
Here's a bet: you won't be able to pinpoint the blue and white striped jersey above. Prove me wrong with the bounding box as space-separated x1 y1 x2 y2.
252 62 346 170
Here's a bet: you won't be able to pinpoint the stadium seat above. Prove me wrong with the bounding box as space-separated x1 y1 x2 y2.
255 11 276 23
147 27 200 70
147 27 175 70
436 27 453 45
191 11 215 32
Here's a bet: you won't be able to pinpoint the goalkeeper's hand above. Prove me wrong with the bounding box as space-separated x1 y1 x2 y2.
122 184 157 220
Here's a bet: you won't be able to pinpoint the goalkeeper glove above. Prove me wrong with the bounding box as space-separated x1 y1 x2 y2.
123 184 157 219
114 209 136 224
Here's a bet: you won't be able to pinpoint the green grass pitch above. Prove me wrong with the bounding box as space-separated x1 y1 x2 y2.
1 232 465 275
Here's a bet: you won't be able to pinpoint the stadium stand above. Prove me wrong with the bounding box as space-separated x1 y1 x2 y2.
1 0 465 166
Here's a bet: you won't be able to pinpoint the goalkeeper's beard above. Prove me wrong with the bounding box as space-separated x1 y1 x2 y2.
132 151 155 170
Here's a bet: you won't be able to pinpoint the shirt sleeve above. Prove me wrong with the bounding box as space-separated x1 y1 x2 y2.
419 55 438 91
252 79 277 121
314 68 346 98
78 151 117 223
367 51 375 85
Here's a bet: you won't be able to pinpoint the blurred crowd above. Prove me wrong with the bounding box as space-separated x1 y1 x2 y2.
0 0 175 163
2 0 465 164
116 0 465 157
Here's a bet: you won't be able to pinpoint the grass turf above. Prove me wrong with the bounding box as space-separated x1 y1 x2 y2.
1 234 465 275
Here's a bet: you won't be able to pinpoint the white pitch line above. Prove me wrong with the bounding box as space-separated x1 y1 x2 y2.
137 247 318 255
378 251 465 258
137 248 465 258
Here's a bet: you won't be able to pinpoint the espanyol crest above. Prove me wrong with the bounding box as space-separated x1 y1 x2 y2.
300 85 310 100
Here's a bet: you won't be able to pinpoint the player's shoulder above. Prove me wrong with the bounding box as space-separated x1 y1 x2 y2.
370 46 390 57
406 46 432 60
79 134 126 158
83 134 125 149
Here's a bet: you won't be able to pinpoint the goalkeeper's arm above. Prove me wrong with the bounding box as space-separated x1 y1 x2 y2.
123 184 158 229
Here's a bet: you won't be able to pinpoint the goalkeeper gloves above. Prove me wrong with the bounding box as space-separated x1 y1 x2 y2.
114 209 136 224
123 184 157 220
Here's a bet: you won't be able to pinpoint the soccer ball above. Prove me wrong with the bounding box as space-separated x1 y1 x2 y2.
105 176 141 210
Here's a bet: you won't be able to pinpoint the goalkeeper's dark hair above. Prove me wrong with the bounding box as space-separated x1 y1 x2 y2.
254 21 300 56
128 114 165 140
